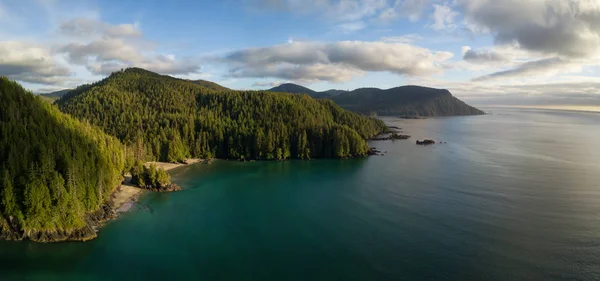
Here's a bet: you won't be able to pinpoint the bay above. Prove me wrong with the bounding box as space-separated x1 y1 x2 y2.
1 108 600 280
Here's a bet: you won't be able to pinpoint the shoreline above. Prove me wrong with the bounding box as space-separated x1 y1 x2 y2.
145 158 204 172
112 158 204 212
0 159 204 243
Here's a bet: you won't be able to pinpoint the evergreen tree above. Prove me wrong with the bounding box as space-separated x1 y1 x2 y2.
58 68 387 161
0 77 125 233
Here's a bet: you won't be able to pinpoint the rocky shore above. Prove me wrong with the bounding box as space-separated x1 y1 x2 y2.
370 133 411 141
1 159 203 243
144 183 182 193
0 197 117 242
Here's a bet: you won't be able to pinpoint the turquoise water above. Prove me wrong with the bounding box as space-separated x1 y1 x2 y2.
2 108 600 280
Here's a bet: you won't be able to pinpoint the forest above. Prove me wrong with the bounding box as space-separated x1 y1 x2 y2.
58 68 388 162
1 68 387 240
0 77 126 238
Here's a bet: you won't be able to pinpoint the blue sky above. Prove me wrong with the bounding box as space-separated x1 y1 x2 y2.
1 0 600 107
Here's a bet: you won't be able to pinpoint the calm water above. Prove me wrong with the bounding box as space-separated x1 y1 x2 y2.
1 108 600 280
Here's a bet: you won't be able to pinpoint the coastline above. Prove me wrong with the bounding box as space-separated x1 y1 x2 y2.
0 159 204 243
145 158 203 172
111 158 204 213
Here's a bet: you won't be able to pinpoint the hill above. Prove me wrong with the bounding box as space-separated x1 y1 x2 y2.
268 83 317 95
58 68 387 162
191 79 230 91
39 89 71 102
322 89 349 97
267 83 332 99
267 83 483 117
0 77 126 242
333 86 484 116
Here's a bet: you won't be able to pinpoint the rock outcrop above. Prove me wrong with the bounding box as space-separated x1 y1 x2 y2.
416 139 436 146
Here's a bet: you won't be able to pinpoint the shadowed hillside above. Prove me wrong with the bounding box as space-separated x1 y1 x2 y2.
268 83 484 117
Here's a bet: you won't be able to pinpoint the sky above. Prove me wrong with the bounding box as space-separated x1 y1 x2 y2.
1 0 600 108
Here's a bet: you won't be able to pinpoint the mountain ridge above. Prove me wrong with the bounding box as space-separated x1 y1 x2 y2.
267 83 484 117
58 68 388 162
38 89 71 102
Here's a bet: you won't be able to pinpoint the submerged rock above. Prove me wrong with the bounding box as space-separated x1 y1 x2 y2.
368 147 383 156
416 139 436 145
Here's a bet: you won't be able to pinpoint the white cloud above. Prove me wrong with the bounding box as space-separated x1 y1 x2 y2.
429 3 458 30
456 0 600 58
252 81 287 87
379 0 431 22
0 41 72 85
59 18 142 38
404 75 600 107
381 34 423 43
221 40 453 82
335 21 367 33
56 17 200 76
255 0 430 31
1 13 201 86
453 0 600 81
256 0 388 22
473 57 583 81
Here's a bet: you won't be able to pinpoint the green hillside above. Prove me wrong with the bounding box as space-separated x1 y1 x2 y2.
58 68 387 162
191 79 230 92
0 77 126 242
39 89 71 102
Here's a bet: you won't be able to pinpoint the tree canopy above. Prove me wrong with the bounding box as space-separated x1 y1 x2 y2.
59 68 387 162
0 77 125 234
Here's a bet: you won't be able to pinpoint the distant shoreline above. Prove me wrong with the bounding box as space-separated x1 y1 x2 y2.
479 105 600 114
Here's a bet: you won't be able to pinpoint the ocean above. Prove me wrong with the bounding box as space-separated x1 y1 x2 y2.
1 108 599 280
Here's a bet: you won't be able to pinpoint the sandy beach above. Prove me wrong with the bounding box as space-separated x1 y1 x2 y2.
111 159 203 213
146 158 203 171
112 174 144 213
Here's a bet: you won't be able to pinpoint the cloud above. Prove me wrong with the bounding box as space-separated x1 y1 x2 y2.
429 3 458 30
60 39 143 64
0 41 72 85
255 0 388 22
462 46 508 64
252 81 287 87
82 54 200 76
221 41 453 82
473 57 582 81
59 18 142 38
254 0 429 28
457 0 600 58
57 18 200 76
381 34 423 43
0 2 8 22
465 83 600 107
335 21 367 33
379 0 431 22
404 75 600 107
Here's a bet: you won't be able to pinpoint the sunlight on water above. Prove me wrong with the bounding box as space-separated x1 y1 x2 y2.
1 108 599 281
